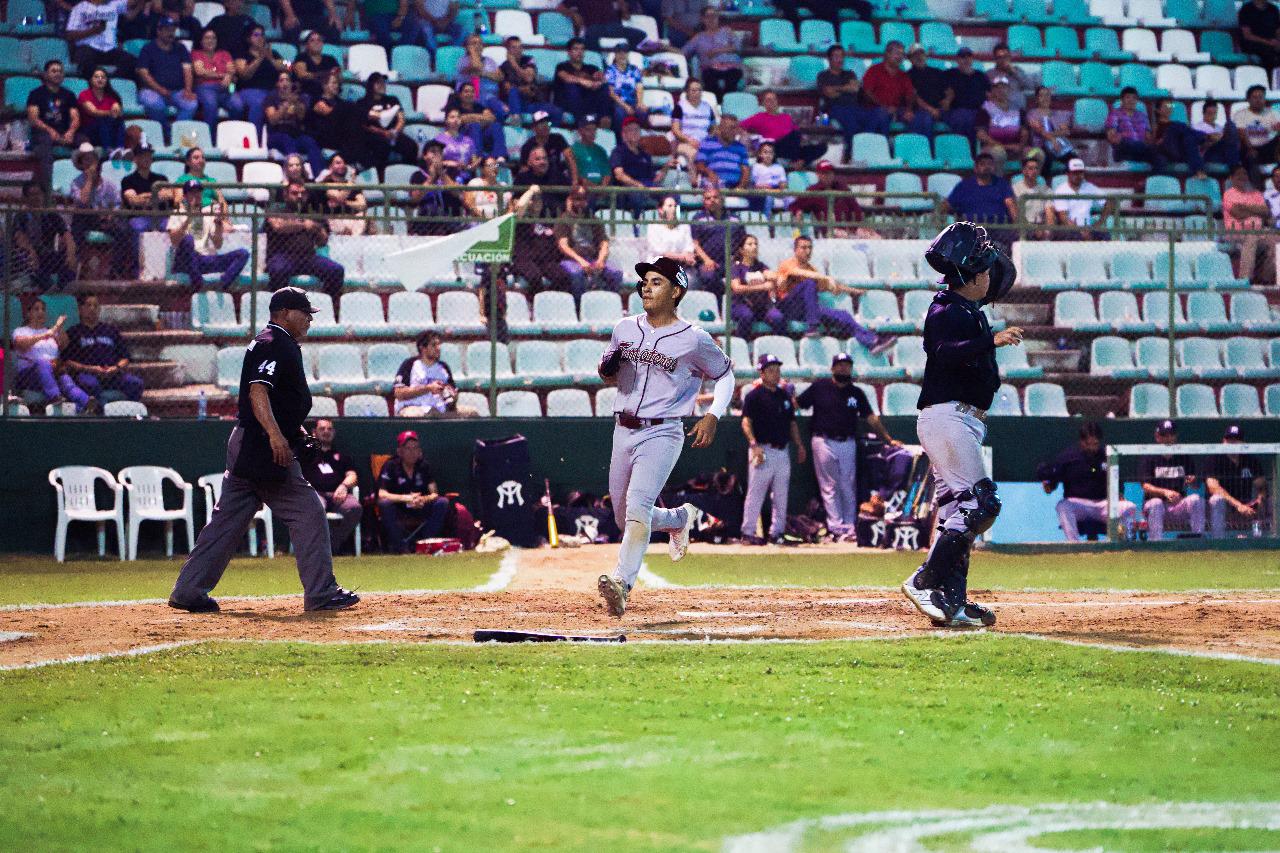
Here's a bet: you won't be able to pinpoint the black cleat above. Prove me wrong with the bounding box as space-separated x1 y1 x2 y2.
947 601 996 628
168 594 220 613
305 587 360 611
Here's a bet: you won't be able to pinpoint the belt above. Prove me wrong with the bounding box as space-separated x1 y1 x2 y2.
815 434 854 442
954 402 987 421
756 442 786 450
617 412 673 429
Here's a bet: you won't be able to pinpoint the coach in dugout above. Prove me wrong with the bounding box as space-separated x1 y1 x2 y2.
299 417 362 553
1207 424 1268 538
377 430 453 553
1141 419 1206 539
1038 421 1137 541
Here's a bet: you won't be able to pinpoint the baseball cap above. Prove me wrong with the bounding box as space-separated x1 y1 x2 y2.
268 286 318 315
181 178 203 193
907 43 926 55
634 256 690 291
157 15 178 27
832 352 853 366
577 113 598 128
816 160 835 172
757 353 783 371
1156 419 1177 436
1224 424 1243 440
1067 157 1086 171
397 430 419 447
531 110 551 124
956 45 974 56
991 74 1010 85
620 115 641 128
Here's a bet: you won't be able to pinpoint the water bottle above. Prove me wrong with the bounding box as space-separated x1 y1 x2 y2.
817 112 830 127
1252 520 1262 538
1057 336 1068 350
197 390 207 420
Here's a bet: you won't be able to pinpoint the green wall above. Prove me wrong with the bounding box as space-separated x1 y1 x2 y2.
6 416 1279 554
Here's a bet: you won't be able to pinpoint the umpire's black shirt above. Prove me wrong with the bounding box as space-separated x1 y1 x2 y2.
1041 443 1108 500
742 382 795 448
797 378 872 440
234 323 311 482
917 289 999 411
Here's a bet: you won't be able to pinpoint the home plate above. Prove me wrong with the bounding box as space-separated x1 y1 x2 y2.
0 632 32 643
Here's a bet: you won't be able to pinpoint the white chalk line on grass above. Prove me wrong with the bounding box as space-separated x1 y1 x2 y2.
637 561 674 588
0 640 208 672
469 548 520 593
1013 633 1280 667
721 801 1280 853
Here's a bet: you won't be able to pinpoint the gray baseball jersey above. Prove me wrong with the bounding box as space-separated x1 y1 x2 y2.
608 314 732 418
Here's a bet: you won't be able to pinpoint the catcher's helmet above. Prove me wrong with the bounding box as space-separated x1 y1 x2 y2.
924 221 1015 305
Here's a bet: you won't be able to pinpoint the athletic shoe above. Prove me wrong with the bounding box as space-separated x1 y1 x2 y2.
739 535 768 546
947 601 996 628
869 335 897 356
305 587 360 612
668 503 699 562
168 594 219 613
901 568 949 623
598 574 628 617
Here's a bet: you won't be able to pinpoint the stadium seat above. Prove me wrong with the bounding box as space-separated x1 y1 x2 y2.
1199 31 1248 64
1178 336 1232 379
988 384 1023 416
874 243 929 287
454 391 489 417
1193 64 1234 99
839 21 878 52
579 291 623 333
438 342 463 377
390 46 431 83
386 291 434 333
855 290 908 332
892 133 941 170
919 22 959 55
545 388 592 417
191 291 245 334
49 466 125 562
1040 61 1078 93
564 338 607 381
798 19 836 50
103 400 148 417
1143 174 1188 213
1141 291 1187 329
788 55 825 87
1098 291 1152 332
1220 383 1264 418
496 390 542 417
216 120 267 159
216 347 243 391
926 172 961 201
1161 28 1208 62
338 292 388 335
342 394 389 417
752 335 799 369
1008 24 1050 57
996 344 1043 378
1229 293 1279 332
935 134 974 170
1065 251 1111 291
1072 97 1108 133
798 336 841 374
847 340 900 379
435 292 484 334
759 18 803 52
310 344 367 393
366 342 412 387
3 75 38 112
1185 292 1231 332
415 84 451 122
117 466 194 560
505 291 535 335
1176 383 1219 417
1182 176 1221 216
1024 382 1070 416
310 396 338 417
881 382 922 415
892 336 927 377
465 341 515 386
1079 62 1119 96
879 22 916 49
348 44 389 81
533 291 585 335
852 133 901 169
1112 252 1154 289
160 344 218 385
1129 382 1171 417
1266 384 1280 417
1135 336 1180 378
1024 252 1068 289
1222 337 1274 378
494 9 536 42
303 295 341 337
196 470 274 558
885 172 929 211
537 11 575 45
432 45 465 81
902 290 935 329
1123 27 1168 61
1054 291 1104 330
1044 26 1088 58
170 120 213 154
515 341 566 385
1118 63 1163 98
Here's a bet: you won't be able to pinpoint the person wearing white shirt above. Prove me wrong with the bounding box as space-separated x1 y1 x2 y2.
66 0 140 78
1264 165 1280 226
645 196 716 285
1232 85 1280 169
748 140 788 216
1049 158 1117 240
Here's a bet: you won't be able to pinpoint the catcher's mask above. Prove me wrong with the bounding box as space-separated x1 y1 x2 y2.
925 221 1015 305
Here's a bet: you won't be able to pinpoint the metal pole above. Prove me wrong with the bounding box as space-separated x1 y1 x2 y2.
1166 230 1176 418
722 210 732 349
1 205 12 418
1107 446 1121 540
488 261 498 416
248 210 259 336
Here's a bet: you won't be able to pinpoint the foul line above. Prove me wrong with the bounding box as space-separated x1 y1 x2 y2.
0 640 207 671
1012 633 1280 667
637 561 675 588
469 548 519 593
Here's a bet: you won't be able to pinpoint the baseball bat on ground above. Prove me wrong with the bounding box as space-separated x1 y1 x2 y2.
474 630 626 643
544 478 559 547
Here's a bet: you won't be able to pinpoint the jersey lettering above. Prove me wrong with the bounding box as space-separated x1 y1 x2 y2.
1153 465 1186 479
258 360 277 376
621 346 678 373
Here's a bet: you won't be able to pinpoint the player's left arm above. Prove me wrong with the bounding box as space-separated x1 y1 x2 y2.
789 418 806 464
866 413 900 446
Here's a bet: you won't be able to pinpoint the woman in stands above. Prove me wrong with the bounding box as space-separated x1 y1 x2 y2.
263 70 326 176
191 27 237 135
730 234 781 338
76 67 126 153
435 107 480 182
748 140 787 216
1024 86 1075 179
740 89 826 167
645 195 716 289
670 78 717 164
292 29 341 101
234 25 291 130
445 81 508 161
307 70 361 165
11 299 93 414
357 72 419 173
682 6 744 101
315 153 373 236
456 32 508 121
605 44 646 131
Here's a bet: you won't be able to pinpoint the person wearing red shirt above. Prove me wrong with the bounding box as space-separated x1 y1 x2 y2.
860 41 933 137
740 89 826 165
77 67 125 151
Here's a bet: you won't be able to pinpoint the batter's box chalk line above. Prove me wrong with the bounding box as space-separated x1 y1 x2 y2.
721 801 1280 853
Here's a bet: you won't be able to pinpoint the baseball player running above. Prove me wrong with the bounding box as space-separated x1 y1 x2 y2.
901 223 1021 628
596 256 736 616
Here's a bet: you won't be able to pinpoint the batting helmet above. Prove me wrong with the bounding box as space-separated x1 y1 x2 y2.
924 222 1015 305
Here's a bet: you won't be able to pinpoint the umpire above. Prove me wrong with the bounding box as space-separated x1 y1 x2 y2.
169 287 359 613
796 352 901 539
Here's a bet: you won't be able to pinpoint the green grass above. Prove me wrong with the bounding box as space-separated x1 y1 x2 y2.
662 550 1280 591
0 553 500 605
1033 828 1280 851
2 638 1277 851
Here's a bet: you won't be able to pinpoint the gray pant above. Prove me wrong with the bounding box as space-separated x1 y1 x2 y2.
1143 493 1205 540
1056 496 1137 541
608 421 686 588
172 427 340 606
741 446 791 539
917 404 986 535
811 436 858 534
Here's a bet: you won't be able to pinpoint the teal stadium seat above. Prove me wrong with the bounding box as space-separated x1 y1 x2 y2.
799 20 837 50
935 134 974 169
852 133 901 168
465 341 516 387
505 292 535 335
1025 251 1069 289
338 292 388 336
752 335 800 369
305 295 342 337
1178 336 1232 379
849 341 902 379
1220 384 1263 418
545 388 593 416
366 342 412 387
1268 384 1280 417
4 76 39 112
515 341 566 385
892 336 927 377
1040 61 1078 94
918 22 959 56
342 394 388 417
1084 28 1132 61
798 336 841 374
722 92 759 120
1222 337 1274 378
565 339 607 382
391 46 431 82
1119 63 1164 98
902 290 936 329
496 390 542 417
988 384 1023 415
996 344 1043 378
1200 31 1248 64
1079 62 1120 96
1144 175 1189 213
386 291 433 334
1045 26 1090 59
310 344 367 394
1054 291 1105 331
926 172 962 199
1024 382 1070 416
759 19 803 53
1183 175 1221 214
1068 97 1105 132
1129 382 1171 417
310 396 338 417
881 382 922 415
191 291 245 335
788 55 825 87
1112 252 1154 289
1141 291 1187 329
1135 336 1180 378
1231 292 1280 331
436 292 484 335
856 290 909 332
1008 25 1051 57
885 172 930 211
1099 290 1154 332
879 23 916 50
579 291 623 333
216 347 243 392
839 21 877 53
893 133 941 169
1176 383 1219 417
537 11 575 46
1185 292 1231 332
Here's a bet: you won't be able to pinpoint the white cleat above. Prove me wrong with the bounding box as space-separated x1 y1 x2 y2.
901 567 950 623
598 574 628 617
669 503 700 562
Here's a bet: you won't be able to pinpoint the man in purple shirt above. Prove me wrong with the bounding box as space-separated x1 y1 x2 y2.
1105 86 1162 170
60 293 145 402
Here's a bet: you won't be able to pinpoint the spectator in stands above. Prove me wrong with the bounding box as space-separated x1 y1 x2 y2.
691 185 745 297
12 299 93 412
741 89 825 166
906 44 951 135
1207 424 1268 539
520 110 578 185
456 32 508 121
407 139 461 235
1012 155 1051 239
941 46 988 139
730 234 779 338
403 0 462 61
377 430 453 553
292 29 340 101
167 178 249 288
787 159 866 235
1264 164 1280 225
77 67 125 153
509 148 565 291
748 141 787 215
695 112 749 191
299 418 363 552
572 114 611 191
393 331 477 417
863 41 932 137
263 72 326 175
278 0 342 45
464 155 528 218
13 182 76 292
179 146 226 209
1049 158 1116 241
435 107 480 181
207 0 254 57
67 0 140 79
1233 85 1280 175
1223 162 1277 286
670 77 717 163
819 45 891 157
446 81 508 161
234 25 290 130
611 116 673 217
1024 85 1075 178
560 0 646 50
555 185 623 304
314 153 372 236
1191 101 1242 171
358 72 420 171
775 235 895 351
26 60 81 193
307 70 361 164
1039 421 1138 542
515 141 571 212
501 36 562 125
661 0 701 49
646 194 714 284
1141 420 1206 539
60 292 145 403
605 44 646 131
190 27 236 134
1105 86 1162 169
976 77 1028 174
137 16 198 131
682 6 743 101
265 179 345 299
986 42 1031 113
554 38 613 122
1239 0 1280 75
1151 97 1210 179
347 0 406 52
122 143 171 242
944 152 1015 225
68 142 139 278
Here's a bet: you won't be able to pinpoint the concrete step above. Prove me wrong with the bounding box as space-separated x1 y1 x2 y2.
102 303 159 330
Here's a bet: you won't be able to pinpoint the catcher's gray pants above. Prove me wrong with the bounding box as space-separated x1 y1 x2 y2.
1057 497 1138 541
609 421 687 588
916 404 986 535
741 446 791 539
172 427 340 607
811 435 858 534
1143 494 1205 540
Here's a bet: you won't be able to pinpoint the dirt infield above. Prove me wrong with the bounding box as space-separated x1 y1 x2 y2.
3 545 1280 668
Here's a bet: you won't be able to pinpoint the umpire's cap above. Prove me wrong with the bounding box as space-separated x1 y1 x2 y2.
269 286 319 314
635 256 690 292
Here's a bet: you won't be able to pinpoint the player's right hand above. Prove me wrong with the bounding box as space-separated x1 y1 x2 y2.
269 433 292 467
994 327 1024 347
688 414 718 449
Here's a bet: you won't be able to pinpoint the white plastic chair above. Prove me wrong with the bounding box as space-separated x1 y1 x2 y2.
347 43 390 81
241 160 284 203
103 400 149 417
118 466 196 560
197 472 275 558
49 466 125 562
216 119 269 160
326 485 361 556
